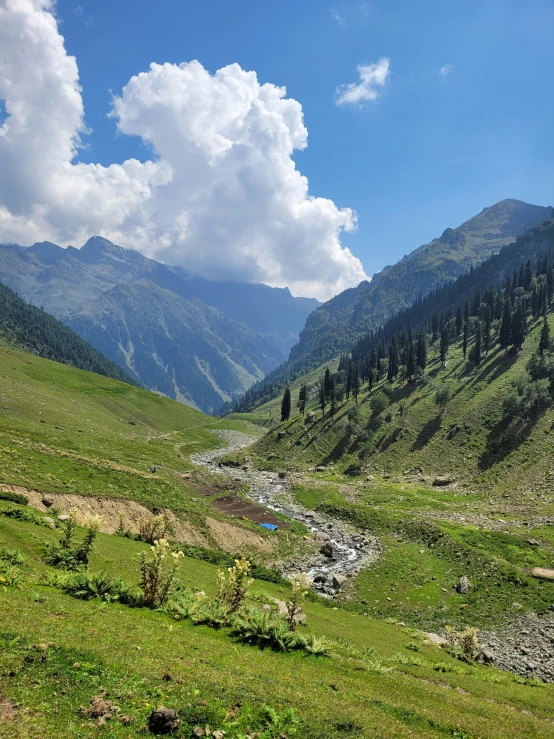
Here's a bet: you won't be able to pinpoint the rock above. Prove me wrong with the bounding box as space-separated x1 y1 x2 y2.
433 476 455 486
531 568 554 580
512 602 523 609
149 465 161 473
57 514 71 522
314 532 331 542
147 707 180 734
425 632 448 646
315 465 327 472
313 573 327 584
180 473 191 480
305 412 315 422
332 573 347 589
127 420 136 425
41 496 54 508
43 516 56 528
277 471 287 479
320 542 334 558
456 576 471 594
277 431 287 440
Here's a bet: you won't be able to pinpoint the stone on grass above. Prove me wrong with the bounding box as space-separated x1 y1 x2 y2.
456 576 471 594
43 516 56 528
57 514 70 522
531 568 554 580
433 476 455 487
147 707 180 735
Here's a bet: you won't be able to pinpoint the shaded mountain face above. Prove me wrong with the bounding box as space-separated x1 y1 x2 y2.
0 236 319 412
288 199 552 373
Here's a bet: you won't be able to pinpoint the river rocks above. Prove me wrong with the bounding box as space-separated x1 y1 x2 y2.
480 613 554 682
456 576 471 594
332 574 347 589
278 471 287 479
320 542 334 558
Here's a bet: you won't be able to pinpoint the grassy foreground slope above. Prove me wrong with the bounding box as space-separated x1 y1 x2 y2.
1 511 554 738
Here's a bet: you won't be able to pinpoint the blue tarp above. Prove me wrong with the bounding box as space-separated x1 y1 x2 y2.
260 523 278 531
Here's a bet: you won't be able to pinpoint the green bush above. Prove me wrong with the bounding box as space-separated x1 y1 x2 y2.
2 506 46 525
43 514 100 570
58 570 142 606
0 491 29 505
0 546 25 565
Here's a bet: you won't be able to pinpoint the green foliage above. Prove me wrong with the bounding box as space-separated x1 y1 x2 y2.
434 383 452 412
216 556 253 613
2 506 48 526
43 514 100 571
56 570 142 606
139 538 184 608
0 491 29 505
0 546 25 565
370 390 389 416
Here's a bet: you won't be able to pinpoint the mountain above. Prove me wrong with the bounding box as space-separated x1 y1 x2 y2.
0 237 318 412
0 280 137 385
233 199 552 412
240 213 554 494
66 278 281 413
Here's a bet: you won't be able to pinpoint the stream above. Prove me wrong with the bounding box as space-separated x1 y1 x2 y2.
192 430 380 596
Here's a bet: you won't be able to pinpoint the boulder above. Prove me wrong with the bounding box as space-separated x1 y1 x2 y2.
531 568 554 580
320 542 334 558
425 632 448 647
147 708 180 735
41 496 54 508
456 576 471 594
332 573 347 589
277 471 287 479
315 465 327 472
57 514 71 522
43 516 56 529
433 476 455 487
148 465 161 473
314 532 331 543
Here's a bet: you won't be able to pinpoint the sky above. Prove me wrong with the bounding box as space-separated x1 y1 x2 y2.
0 0 553 300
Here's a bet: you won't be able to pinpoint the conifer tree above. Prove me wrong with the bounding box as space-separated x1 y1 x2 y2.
319 382 326 414
455 305 463 336
539 318 551 356
499 297 512 349
352 361 361 404
323 367 332 401
483 305 492 354
472 321 482 367
406 337 416 380
297 384 307 415
281 387 291 422
416 325 427 371
346 360 353 399
387 335 399 382
511 303 526 352
462 320 469 358
439 326 449 368
432 311 439 343
463 298 470 323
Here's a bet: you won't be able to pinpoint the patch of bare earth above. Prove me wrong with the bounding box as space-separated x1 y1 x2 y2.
1 484 275 554
0 696 15 721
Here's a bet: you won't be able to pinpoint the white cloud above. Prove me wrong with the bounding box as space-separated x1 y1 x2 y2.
440 64 453 78
335 58 390 106
0 0 367 300
331 9 346 27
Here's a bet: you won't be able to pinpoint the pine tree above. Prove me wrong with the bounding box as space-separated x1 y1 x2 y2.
472 289 481 317
281 387 291 422
524 259 533 291
319 382 326 414
346 360 353 399
432 311 439 343
499 297 512 349
406 338 416 380
352 361 361 404
323 367 332 401
455 305 463 336
483 305 492 354
439 326 449 368
462 320 469 358
387 335 399 382
472 321 482 367
539 317 551 356
511 303 526 352
297 384 307 415
416 325 427 371
463 298 470 323
367 366 375 392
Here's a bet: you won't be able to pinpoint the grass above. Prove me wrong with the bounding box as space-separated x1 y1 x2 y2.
1 513 554 738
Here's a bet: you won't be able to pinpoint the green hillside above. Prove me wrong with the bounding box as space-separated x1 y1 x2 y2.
0 281 137 386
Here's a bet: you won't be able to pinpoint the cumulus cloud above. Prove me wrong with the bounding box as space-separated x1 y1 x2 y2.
0 0 367 300
335 58 390 106
439 64 453 78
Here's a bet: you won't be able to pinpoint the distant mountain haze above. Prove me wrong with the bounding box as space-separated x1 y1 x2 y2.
0 236 319 412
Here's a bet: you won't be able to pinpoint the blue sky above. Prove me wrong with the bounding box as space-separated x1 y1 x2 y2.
56 0 554 277
1 0 553 298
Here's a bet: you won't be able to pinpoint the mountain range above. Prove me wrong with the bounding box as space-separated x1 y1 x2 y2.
0 237 319 413
233 198 552 412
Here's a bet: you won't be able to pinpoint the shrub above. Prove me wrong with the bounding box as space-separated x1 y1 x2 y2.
286 572 310 631
139 538 183 608
435 384 452 413
445 625 481 662
216 556 253 613
0 563 22 588
0 546 25 565
371 391 389 417
0 491 28 505
59 570 142 605
43 513 101 570
231 607 303 651
2 506 45 525
138 513 173 544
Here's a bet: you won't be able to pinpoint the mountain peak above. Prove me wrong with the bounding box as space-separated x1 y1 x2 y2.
27 241 65 265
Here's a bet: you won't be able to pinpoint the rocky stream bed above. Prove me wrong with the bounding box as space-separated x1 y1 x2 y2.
193 430 554 682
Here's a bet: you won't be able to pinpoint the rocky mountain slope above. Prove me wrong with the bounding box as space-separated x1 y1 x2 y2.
0 237 318 412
